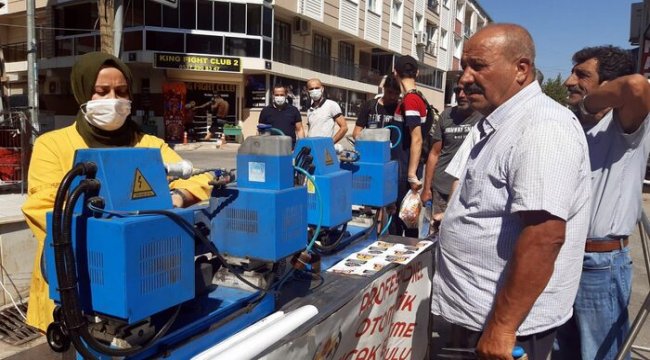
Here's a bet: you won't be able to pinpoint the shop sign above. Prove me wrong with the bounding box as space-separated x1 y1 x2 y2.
154 53 242 73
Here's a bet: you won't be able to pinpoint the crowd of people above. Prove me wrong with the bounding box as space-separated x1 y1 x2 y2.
19 21 650 360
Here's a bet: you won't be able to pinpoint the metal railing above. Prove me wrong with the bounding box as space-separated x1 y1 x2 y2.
273 43 383 86
0 111 31 194
0 42 43 62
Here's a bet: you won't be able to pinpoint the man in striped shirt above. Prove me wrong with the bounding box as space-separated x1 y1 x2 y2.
433 24 591 360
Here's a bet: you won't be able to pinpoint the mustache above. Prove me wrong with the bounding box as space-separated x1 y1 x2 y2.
463 83 485 96
567 85 585 95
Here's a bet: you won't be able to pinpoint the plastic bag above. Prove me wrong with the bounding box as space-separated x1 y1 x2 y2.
418 200 433 239
399 189 421 229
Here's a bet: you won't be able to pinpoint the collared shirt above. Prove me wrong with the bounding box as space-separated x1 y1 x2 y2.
584 110 650 238
259 103 302 145
306 98 342 137
432 82 591 336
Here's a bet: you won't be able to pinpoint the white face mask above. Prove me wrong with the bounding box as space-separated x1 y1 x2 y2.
274 96 286 106
81 98 131 131
309 88 323 101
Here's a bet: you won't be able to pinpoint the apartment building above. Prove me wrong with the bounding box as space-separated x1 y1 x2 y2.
0 0 489 139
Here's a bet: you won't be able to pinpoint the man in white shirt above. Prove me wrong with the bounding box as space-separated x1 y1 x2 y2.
433 23 591 360
305 78 348 143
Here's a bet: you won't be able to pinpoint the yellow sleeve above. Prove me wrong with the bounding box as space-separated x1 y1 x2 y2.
22 135 67 244
21 133 68 331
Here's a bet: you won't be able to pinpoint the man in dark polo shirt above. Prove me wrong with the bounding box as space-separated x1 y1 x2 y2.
259 84 305 146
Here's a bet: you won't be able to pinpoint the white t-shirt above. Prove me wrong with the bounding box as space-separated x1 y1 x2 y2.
307 98 342 137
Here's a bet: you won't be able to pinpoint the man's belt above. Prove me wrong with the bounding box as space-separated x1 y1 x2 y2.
585 237 629 253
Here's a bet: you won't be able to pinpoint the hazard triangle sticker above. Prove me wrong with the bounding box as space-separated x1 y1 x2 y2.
131 169 156 199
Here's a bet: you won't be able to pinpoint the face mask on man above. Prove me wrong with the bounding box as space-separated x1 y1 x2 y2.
274 96 286 106
81 98 132 131
309 88 323 101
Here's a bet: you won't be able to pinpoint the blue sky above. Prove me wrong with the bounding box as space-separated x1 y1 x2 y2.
478 0 638 81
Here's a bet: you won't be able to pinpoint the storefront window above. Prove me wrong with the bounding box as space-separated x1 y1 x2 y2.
146 31 184 52
230 3 246 33
197 0 212 30
187 34 223 55
347 91 367 118
245 75 267 108
247 4 261 36
214 2 230 32
225 37 260 58
180 0 196 29
272 76 309 112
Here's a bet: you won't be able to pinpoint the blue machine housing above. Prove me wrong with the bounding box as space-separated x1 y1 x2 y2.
294 138 352 228
44 148 195 323
341 138 398 207
211 135 307 262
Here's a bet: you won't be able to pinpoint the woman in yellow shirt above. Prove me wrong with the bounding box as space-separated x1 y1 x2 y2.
21 52 212 332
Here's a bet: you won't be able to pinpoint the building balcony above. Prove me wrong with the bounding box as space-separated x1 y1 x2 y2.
1 42 43 63
272 43 383 87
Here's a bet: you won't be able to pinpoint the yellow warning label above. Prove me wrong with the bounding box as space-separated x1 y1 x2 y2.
307 179 315 194
324 149 334 166
131 169 156 199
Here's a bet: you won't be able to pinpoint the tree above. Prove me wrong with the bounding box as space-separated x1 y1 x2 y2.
98 0 115 54
542 74 568 106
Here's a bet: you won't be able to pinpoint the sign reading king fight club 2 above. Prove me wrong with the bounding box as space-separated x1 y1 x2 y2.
154 53 242 73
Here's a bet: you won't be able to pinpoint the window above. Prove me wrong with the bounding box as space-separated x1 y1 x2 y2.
416 63 444 90
247 4 261 35
263 40 272 60
263 7 273 37
391 0 403 26
187 34 222 54
145 1 161 27
225 37 260 57
440 29 448 49
146 31 183 52
55 3 98 36
125 0 144 27
313 34 331 74
162 5 179 28
338 41 355 80
368 0 379 14
197 0 212 30
214 2 229 32
273 20 291 63
414 14 423 33
180 0 195 29
425 23 438 56
456 1 464 20
427 0 438 12
442 0 450 9
231 3 246 33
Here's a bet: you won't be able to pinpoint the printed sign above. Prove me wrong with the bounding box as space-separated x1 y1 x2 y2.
249 162 266 183
154 53 241 73
261 248 433 360
132 169 155 199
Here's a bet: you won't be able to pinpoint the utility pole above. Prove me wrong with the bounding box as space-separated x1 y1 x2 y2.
26 0 39 143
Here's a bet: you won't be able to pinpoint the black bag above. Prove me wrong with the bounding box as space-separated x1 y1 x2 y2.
400 90 440 164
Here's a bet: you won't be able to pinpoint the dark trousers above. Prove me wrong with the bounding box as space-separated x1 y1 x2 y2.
435 319 557 360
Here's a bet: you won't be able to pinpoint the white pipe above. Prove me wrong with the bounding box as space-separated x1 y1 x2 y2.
192 311 286 360
203 305 318 360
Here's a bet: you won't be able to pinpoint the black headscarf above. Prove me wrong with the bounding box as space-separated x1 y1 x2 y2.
71 52 142 147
